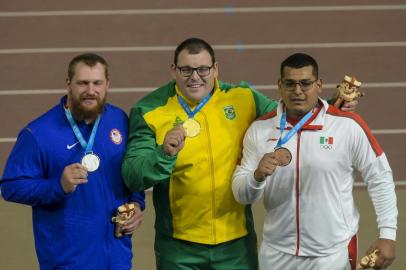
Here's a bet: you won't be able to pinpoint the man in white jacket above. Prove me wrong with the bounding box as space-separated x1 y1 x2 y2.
232 53 397 270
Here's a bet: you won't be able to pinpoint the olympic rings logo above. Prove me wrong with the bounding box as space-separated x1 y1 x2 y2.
320 145 333 150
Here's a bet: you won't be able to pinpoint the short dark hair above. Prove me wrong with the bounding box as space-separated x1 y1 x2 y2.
67 53 109 81
280 53 318 79
174 38 216 65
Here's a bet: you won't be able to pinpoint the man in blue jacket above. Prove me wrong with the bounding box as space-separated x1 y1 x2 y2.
0 53 145 270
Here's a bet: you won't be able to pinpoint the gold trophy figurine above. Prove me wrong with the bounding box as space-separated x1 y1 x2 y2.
334 75 364 108
358 249 380 269
111 202 137 238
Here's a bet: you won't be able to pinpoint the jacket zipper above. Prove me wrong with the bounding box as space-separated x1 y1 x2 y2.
295 130 302 256
202 111 216 242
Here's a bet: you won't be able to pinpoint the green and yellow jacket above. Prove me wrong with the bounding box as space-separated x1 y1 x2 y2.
122 79 277 244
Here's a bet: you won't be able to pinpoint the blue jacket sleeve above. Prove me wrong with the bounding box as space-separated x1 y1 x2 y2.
129 191 146 211
0 128 68 206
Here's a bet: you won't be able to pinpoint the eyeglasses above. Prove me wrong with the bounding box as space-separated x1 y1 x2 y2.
281 79 318 92
176 65 213 77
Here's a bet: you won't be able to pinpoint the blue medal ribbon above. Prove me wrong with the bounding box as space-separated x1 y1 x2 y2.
177 92 213 119
276 110 313 148
64 108 101 154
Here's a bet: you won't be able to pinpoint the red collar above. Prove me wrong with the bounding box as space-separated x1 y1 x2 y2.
284 101 323 131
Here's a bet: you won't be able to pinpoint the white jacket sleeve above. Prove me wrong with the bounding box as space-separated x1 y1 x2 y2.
232 123 267 205
352 122 398 241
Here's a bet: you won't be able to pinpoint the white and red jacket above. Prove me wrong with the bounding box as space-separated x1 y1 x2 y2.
232 99 397 257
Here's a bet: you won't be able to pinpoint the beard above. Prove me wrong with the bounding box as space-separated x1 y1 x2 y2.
69 93 106 122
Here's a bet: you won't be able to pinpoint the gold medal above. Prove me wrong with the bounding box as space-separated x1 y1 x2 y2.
274 147 292 166
182 118 201 137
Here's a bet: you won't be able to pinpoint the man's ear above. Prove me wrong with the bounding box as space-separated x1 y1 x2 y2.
316 79 323 95
65 78 71 92
277 79 283 97
65 79 72 106
170 63 177 80
212 62 219 79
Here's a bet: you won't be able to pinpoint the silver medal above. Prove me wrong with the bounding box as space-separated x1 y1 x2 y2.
81 153 100 172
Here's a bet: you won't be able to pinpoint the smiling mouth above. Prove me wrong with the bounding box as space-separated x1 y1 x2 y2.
187 84 204 89
81 97 98 104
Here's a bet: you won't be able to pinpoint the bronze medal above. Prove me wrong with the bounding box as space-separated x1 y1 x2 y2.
182 118 201 137
274 147 292 166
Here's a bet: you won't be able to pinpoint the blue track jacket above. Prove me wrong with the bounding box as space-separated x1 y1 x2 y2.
1 97 145 270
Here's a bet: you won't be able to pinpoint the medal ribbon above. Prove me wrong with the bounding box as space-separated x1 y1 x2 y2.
177 91 213 119
64 108 101 154
276 110 313 148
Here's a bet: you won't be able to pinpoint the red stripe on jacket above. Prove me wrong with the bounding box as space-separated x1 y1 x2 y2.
256 109 277 121
326 106 383 156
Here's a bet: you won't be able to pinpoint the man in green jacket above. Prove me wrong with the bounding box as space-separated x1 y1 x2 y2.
122 37 356 270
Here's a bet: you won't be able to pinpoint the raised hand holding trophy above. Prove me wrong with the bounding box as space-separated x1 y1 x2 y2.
334 75 364 108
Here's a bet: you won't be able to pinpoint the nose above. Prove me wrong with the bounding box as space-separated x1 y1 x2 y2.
189 69 200 80
292 83 303 94
87 83 96 94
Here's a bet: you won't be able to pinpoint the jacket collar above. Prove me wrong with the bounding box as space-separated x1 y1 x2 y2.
276 98 328 131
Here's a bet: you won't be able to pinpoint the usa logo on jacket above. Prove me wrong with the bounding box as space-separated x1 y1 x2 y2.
110 128 123 145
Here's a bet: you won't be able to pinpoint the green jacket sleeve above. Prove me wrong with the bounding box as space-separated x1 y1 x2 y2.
219 80 278 117
250 87 278 117
121 104 177 192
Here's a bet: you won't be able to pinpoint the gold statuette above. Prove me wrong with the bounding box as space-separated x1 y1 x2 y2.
111 203 137 238
358 249 379 269
182 118 201 137
334 75 364 108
